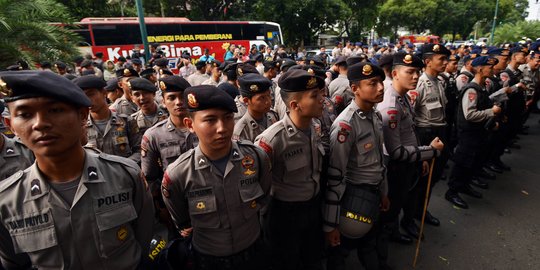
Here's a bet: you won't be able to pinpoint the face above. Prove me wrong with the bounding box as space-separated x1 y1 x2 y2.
162 92 186 118
494 55 508 71
513 52 527 64
266 68 277 79
446 61 458 73
529 56 540 70
427 54 448 73
84 88 108 112
352 77 385 104
246 90 272 114
119 77 132 99
131 90 156 110
292 88 324 118
185 109 234 155
107 89 123 103
7 98 88 157
392 66 421 90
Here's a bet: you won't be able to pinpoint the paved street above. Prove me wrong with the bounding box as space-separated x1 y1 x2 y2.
348 114 540 270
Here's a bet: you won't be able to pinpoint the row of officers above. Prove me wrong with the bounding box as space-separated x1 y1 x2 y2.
0 40 538 270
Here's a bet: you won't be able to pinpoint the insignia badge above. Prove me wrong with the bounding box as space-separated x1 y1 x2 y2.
433 44 440 52
196 201 206 210
117 226 128 241
449 55 456 61
403 54 413 64
198 158 206 165
123 69 131 76
250 121 258 129
242 155 255 168
159 81 167 91
310 60 315 65
250 84 259 92
362 64 373 76
6 147 14 154
237 68 243 76
468 91 477 102
364 143 373 150
187 93 199 108
307 68 314 75
481 49 488 55
0 78 12 97
244 168 256 176
232 150 240 158
337 131 348 143
250 200 257 209
306 77 318 89
389 120 397 129
258 139 273 155
30 179 41 196
88 167 99 181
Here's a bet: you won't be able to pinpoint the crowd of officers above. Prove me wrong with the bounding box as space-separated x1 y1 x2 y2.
0 38 539 270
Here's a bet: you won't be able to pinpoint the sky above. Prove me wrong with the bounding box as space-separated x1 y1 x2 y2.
527 0 540 20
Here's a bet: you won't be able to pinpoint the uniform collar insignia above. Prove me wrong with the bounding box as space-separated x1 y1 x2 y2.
198 158 205 165
30 179 41 196
6 147 14 154
88 167 99 180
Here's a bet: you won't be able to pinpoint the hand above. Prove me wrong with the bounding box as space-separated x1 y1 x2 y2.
517 82 526 89
526 99 533 108
180 227 193 238
430 137 444 151
380 196 390 211
492 105 502 115
422 161 429 176
494 122 500 131
326 229 341 247
505 87 513 94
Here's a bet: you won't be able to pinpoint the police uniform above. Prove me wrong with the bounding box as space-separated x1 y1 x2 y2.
323 63 388 270
0 70 154 269
254 69 325 270
329 57 353 115
0 134 34 181
446 56 499 209
233 73 279 142
109 68 139 116
162 85 271 270
456 51 480 91
186 61 210 86
127 78 168 135
438 54 461 154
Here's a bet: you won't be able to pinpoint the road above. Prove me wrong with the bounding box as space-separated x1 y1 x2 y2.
347 114 540 270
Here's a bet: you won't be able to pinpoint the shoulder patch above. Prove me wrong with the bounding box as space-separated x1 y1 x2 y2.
257 137 273 155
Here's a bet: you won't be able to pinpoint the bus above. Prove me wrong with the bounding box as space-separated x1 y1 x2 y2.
398 35 440 46
70 17 284 71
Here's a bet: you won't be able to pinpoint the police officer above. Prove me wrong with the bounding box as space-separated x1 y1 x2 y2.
439 54 461 155
187 61 210 86
329 56 352 115
201 60 223 86
233 73 278 142
518 43 540 127
254 69 326 270
232 64 260 121
0 101 34 180
162 85 271 270
74 75 142 164
104 77 124 104
377 53 443 262
109 68 139 115
324 62 389 270
129 78 168 135
0 70 153 269
456 50 480 91
445 56 502 209
408 43 452 227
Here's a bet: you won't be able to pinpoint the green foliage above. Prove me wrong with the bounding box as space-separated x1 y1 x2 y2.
0 0 81 69
493 20 540 44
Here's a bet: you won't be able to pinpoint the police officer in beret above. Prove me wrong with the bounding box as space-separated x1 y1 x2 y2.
377 53 443 262
0 100 14 138
255 69 326 270
439 54 461 156
109 68 139 116
129 78 168 135
233 73 278 142
446 56 502 209
141 68 158 83
74 75 142 164
162 85 271 270
324 62 389 270
233 64 261 121
104 78 123 105
456 50 481 91
329 56 352 115
408 43 452 227
0 71 153 269
202 60 223 86
54 61 68 76
187 61 210 87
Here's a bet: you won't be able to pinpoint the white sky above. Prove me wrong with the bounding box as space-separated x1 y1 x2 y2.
527 0 540 20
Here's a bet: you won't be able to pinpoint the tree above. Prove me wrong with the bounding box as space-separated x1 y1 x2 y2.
493 20 540 44
0 0 81 69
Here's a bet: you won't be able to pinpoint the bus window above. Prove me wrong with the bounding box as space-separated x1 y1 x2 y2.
264 24 281 46
92 24 141 46
214 24 244 41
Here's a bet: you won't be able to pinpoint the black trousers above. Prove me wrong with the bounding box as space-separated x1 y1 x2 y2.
265 197 323 270
193 238 267 270
448 130 486 191
326 223 380 270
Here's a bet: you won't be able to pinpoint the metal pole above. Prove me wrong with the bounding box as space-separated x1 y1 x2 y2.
490 0 500 45
135 0 151 61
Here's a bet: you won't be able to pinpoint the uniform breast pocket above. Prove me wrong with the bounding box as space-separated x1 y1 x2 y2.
356 137 376 167
425 101 443 119
238 177 265 219
94 203 138 258
113 136 131 156
11 224 58 254
283 154 309 182
188 192 220 229
161 146 181 166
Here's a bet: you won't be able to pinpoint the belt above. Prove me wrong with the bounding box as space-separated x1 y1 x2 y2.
346 182 380 193
271 193 321 208
195 238 261 266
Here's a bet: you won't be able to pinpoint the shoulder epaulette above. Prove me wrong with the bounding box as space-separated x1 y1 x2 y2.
0 170 25 192
99 152 139 171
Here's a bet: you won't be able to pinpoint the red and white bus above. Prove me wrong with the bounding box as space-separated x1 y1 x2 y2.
70 17 283 71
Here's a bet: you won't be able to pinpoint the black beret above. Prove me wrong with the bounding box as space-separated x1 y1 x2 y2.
159 76 191 93
115 68 139 78
140 68 155 77
217 82 239 99
0 100 4 114
128 78 156 92
377 54 394 68
195 61 206 69
80 59 93 68
253 54 264 62
289 65 326 78
73 75 106 90
280 58 297 71
263 61 277 71
237 63 259 77
208 59 222 69
244 59 257 66
392 52 424 68
334 56 347 66
223 63 240 81
131 58 142 65
40 61 52 69
184 85 237 112
118 56 127 62
159 69 174 76
0 70 91 107
278 69 325 92
306 55 325 67
104 78 119 91
238 73 273 97
422 43 451 56
54 61 67 70
81 69 95 76
346 55 368 66
64 74 77 81
154 58 169 67
448 54 461 61
347 62 385 82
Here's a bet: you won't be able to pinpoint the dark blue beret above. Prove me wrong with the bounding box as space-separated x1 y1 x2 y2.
159 76 191 93
487 47 505 56
128 78 156 92
195 61 206 69
375 54 393 67
184 85 237 112
392 52 424 68
54 61 67 69
510 45 529 55
448 54 461 61
422 43 451 56
334 56 347 66
140 68 155 77
159 69 174 76
471 56 499 67
131 58 142 65
348 62 385 82
73 75 106 90
278 69 325 92
289 64 326 78
217 82 239 99
238 73 273 97
115 68 139 78
104 78 119 91
154 58 169 67
0 70 91 107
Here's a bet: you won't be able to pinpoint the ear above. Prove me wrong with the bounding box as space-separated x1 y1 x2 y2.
4 117 16 137
79 107 90 126
183 117 195 133
242 96 250 105
391 69 398 79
